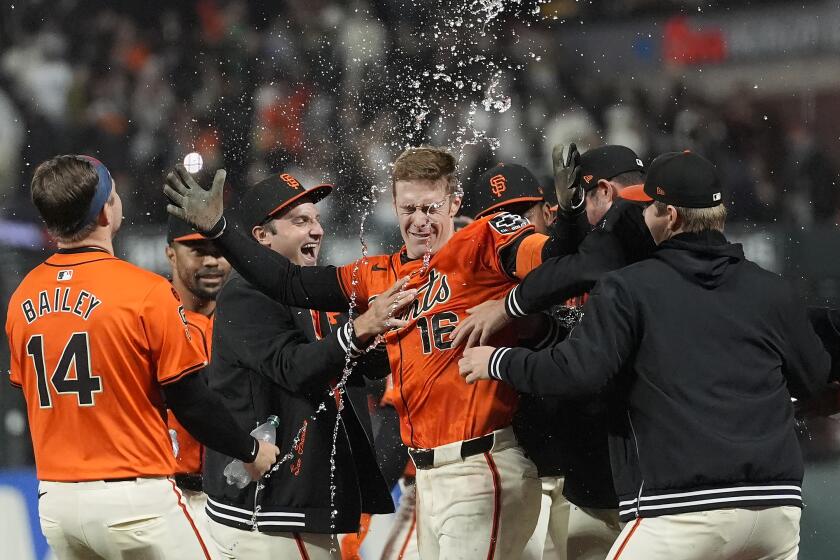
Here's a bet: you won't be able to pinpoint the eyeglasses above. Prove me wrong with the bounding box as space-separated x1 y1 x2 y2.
398 194 451 218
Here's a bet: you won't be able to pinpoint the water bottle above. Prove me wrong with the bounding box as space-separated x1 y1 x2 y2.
224 415 280 488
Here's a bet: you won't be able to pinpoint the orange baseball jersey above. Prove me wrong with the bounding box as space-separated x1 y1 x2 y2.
5 248 207 481
167 309 214 475
337 213 546 449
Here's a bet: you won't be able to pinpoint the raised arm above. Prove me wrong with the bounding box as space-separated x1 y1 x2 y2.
164 165 349 311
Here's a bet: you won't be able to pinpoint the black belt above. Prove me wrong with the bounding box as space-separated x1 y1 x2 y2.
174 473 203 492
408 433 495 470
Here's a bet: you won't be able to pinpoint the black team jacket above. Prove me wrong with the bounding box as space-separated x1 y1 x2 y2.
511 199 655 509
489 231 830 522
202 272 394 534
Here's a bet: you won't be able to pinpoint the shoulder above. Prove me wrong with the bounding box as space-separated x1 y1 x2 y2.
452 212 532 245
217 272 291 317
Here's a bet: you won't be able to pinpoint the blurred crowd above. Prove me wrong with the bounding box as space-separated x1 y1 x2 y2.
0 0 837 247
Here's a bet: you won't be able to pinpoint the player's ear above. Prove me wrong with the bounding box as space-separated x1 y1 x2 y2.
165 245 176 266
251 225 271 247
449 195 462 217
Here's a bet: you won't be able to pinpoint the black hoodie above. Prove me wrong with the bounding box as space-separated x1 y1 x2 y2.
489 230 830 521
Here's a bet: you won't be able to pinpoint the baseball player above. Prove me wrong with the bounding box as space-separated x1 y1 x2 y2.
460 151 831 560
467 162 570 560
202 172 397 559
454 145 653 560
164 215 232 522
6 155 278 560
164 146 574 559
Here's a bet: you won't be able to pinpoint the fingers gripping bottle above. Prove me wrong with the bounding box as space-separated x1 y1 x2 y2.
224 415 279 488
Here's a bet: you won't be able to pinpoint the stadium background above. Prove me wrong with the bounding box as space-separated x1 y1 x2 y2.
1 0 839 558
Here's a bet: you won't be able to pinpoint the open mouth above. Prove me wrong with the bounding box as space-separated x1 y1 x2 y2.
301 242 319 262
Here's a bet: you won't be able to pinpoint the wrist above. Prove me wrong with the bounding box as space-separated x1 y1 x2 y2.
204 215 227 238
352 314 375 343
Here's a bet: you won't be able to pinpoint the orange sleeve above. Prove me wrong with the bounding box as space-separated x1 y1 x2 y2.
142 280 208 385
336 260 370 311
5 302 22 387
480 213 536 279
514 233 548 279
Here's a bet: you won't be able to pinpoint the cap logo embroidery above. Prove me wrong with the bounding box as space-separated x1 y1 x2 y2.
583 175 594 184
656 186 666 196
490 174 507 198
280 173 301 189
636 158 644 167
712 192 722 201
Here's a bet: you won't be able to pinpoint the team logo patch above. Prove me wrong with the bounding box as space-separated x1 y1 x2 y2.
57 270 73 281
489 174 507 198
280 173 301 189
712 192 722 201
636 158 644 168
489 212 529 234
656 186 666 196
583 175 593 184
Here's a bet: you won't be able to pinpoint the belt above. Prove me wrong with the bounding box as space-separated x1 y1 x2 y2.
408 433 495 470
174 473 203 492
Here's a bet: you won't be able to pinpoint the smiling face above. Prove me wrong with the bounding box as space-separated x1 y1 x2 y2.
253 202 324 266
394 178 462 259
167 239 231 302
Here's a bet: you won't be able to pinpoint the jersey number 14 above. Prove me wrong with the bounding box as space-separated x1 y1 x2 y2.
26 332 102 408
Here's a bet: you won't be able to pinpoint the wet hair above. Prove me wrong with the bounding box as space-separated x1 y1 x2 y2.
392 146 459 197
31 156 100 242
653 201 727 233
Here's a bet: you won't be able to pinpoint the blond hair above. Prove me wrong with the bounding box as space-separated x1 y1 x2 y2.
392 146 459 197
653 201 727 233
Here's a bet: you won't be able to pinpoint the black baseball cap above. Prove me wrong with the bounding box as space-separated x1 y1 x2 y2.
469 163 545 219
237 172 332 228
619 151 723 208
578 145 645 191
167 215 207 244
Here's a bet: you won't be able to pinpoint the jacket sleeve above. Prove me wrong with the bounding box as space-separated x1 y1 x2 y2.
224 279 367 394
808 307 840 383
778 299 831 398
505 231 628 318
214 217 349 311
490 274 639 398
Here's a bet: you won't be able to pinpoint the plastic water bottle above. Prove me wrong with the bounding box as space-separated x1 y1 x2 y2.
224 415 280 488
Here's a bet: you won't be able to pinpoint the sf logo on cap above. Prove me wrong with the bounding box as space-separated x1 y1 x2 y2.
280 173 301 189
490 174 507 198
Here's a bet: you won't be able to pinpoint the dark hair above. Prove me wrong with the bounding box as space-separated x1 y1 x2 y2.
392 146 459 197
611 170 644 188
31 156 100 241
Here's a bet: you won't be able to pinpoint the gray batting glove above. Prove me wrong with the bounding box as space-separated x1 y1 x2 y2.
164 165 226 233
553 143 584 215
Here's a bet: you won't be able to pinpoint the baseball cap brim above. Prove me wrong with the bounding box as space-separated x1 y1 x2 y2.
618 184 652 203
171 232 208 243
263 184 333 221
474 196 544 219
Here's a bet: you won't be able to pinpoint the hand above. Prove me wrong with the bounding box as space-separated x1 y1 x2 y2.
458 346 497 384
244 440 280 481
164 165 226 232
451 299 510 349
353 277 417 342
553 143 584 214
